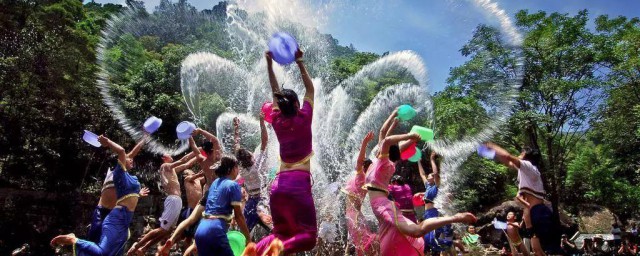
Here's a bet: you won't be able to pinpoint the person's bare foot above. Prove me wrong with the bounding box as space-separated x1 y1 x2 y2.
454 212 477 224
263 238 283 256
157 240 172 256
50 233 77 247
242 242 257 256
135 247 146 256
126 242 139 256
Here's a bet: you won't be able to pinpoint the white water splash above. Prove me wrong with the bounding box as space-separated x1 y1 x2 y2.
96 0 523 249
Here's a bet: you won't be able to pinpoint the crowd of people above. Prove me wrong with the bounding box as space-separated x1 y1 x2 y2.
558 223 640 256
43 45 636 256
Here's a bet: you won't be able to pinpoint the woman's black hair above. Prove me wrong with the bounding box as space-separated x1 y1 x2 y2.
214 155 238 177
521 146 541 168
235 148 253 169
389 144 401 162
363 159 373 172
391 175 405 185
202 140 214 156
274 89 299 118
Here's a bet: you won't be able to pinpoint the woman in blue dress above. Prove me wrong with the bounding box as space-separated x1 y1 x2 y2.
50 135 164 255
195 155 251 255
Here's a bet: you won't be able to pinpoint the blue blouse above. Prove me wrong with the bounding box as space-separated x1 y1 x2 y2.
204 177 242 218
424 182 438 203
112 162 141 202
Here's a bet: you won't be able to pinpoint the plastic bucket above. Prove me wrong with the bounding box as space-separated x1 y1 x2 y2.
83 130 101 147
397 104 417 121
410 125 434 142
176 121 196 140
261 102 274 124
143 116 162 134
227 230 246 256
400 142 417 160
268 32 298 65
408 147 422 162
477 145 496 160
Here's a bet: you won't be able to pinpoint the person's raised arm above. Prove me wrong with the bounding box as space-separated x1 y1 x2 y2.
295 49 314 102
485 142 521 171
379 108 399 143
174 157 199 174
233 117 241 153
169 138 200 168
98 135 127 166
385 118 399 139
356 131 375 173
380 132 421 156
265 51 280 104
259 113 268 151
193 128 221 157
185 170 205 183
417 159 428 185
188 136 201 157
431 152 440 187
126 133 149 159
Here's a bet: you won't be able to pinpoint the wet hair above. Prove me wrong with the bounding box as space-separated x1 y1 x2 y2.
235 148 253 169
391 175 405 185
214 156 238 177
274 89 299 117
363 159 373 172
389 144 401 162
202 140 214 156
521 146 541 168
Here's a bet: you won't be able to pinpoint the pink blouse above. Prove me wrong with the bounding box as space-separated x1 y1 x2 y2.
364 157 395 194
272 99 313 164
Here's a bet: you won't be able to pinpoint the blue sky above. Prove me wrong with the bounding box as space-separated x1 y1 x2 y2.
85 0 640 92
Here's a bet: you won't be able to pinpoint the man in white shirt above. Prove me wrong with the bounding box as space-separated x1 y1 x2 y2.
484 142 561 256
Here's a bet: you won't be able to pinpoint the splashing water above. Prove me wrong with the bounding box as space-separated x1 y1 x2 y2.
96 0 522 252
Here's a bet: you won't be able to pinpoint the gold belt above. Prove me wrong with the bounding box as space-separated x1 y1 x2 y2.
280 152 314 169
202 213 233 222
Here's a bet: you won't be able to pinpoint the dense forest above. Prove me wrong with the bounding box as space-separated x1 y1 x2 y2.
0 0 638 254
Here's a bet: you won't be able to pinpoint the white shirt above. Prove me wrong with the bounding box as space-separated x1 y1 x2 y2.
102 168 114 191
517 160 545 199
239 150 267 196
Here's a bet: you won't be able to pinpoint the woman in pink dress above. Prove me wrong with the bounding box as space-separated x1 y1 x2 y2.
245 49 317 256
364 110 477 256
342 131 378 256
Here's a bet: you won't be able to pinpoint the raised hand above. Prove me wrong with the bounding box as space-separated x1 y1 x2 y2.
295 49 304 61
139 187 150 197
453 212 478 224
191 128 201 136
97 135 109 147
50 233 77 247
364 131 375 144
233 117 240 128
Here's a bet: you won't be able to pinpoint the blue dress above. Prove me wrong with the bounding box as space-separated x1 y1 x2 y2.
74 162 140 256
422 182 453 252
195 177 242 256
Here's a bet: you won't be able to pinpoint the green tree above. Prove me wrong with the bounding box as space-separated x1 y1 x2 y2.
447 11 611 222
